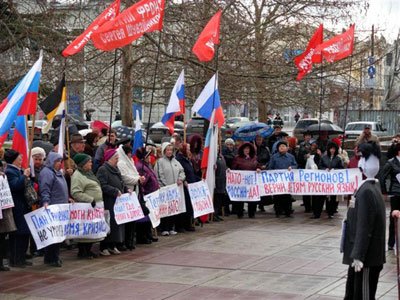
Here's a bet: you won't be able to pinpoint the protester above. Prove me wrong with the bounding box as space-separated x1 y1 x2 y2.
84 132 99 157
315 142 344 219
69 133 86 159
222 138 236 169
188 134 203 178
0 160 17 271
214 151 227 220
254 135 271 212
117 144 145 250
97 128 108 146
271 132 289 154
135 147 159 244
379 143 400 250
97 149 129 255
154 142 185 236
332 137 349 167
268 141 297 217
355 124 380 146
4 150 32 268
231 142 261 218
71 153 104 259
267 125 283 151
315 131 329 154
94 129 117 173
39 152 70 267
297 132 313 212
175 143 199 231
386 133 400 160
342 142 385 299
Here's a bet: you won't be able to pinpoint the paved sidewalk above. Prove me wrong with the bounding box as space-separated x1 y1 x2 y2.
0 201 397 300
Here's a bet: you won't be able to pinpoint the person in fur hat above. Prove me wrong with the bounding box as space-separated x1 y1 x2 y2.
342 142 386 299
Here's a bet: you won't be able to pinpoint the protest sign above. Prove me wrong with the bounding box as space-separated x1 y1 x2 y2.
258 169 362 196
188 181 214 218
114 193 144 225
25 203 109 249
144 183 186 228
0 175 14 209
0 207 3 220
226 170 260 202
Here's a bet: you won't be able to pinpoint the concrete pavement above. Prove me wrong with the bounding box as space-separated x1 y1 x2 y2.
0 200 397 300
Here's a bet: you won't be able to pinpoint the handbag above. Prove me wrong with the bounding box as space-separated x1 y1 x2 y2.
24 177 38 207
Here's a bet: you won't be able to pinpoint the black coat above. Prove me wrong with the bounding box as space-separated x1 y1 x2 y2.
319 155 344 170
342 180 386 267
97 162 128 243
215 154 227 194
256 143 270 168
222 147 236 169
5 165 31 235
379 157 400 195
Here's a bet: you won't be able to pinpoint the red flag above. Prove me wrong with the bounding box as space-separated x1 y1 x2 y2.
294 24 323 81
316 24 355 63
92 0 165 51
62 0 120 57
192 10 222 62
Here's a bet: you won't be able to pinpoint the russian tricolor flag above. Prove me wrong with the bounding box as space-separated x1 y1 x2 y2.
12 115 29 169
161 70 185 134
192 73 224 127
0 52 43 147
133 109 143 154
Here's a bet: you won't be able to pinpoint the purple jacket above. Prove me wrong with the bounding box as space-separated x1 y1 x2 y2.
135 160 159 195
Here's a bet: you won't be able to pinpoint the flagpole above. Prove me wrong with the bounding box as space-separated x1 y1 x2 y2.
145 30 163 145
108 49 118 140
342 55 353 148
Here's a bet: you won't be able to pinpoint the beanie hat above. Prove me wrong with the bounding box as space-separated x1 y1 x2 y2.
331 137 342 147
31 147 46 158
104 149 117 161
73 153 91 167
4 149 20 164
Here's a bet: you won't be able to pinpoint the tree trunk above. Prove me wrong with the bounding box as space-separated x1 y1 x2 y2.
120 45 133 127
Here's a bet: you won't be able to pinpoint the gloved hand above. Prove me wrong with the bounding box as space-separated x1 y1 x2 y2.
91 200 96 208
351 259 363 272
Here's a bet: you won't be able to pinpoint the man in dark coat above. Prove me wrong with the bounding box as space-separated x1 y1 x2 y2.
342 142 386 299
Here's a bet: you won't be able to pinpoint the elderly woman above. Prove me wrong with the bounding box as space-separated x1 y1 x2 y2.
97 149 129 256
0 160 17 271
4 149 32 268
71 153 104 259
117 144 145 250
155 142 185 236
39 152 70 267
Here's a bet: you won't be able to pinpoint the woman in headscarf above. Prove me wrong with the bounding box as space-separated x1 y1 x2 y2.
96 149 130 255
39 152 70 267
5 149 32 268
231 142 261 218
71 153 104 259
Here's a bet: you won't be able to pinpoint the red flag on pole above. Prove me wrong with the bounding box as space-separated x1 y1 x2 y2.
294 24 323 81
316 24 355 63
62 0 120 57
91 0 165 51
192 10 222 62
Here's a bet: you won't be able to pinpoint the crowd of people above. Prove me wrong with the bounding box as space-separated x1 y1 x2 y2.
0 122 398 275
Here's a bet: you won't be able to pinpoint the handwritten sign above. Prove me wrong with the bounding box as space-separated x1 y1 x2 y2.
258 169 362 196
0 176 14 209
0 207 3 220
24 203 109 250
144 184 186 228
188 181 214 218
114 193 144 225
226 170 260 202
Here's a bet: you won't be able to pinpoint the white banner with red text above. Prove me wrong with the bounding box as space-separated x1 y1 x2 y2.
188 180 214 218
114 193 144 225
226 169 362 201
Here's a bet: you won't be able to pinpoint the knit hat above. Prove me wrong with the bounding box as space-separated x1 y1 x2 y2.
4 149 20 164
225 138 234 145
104 148 117 161
31 147 46 158
331 137 342 147
73 153 91 167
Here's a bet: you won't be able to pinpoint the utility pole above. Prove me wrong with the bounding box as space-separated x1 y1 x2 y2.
369 25 374 109
359 59 363 120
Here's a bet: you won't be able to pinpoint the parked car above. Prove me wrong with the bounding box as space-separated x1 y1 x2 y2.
148 121 185 144
344 121 387 139
293 118 333 141
225 117 250 129
111 120 122 128
186 117 206 136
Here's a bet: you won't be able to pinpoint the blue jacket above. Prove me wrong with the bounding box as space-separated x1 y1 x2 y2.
5 164 31 235
268 152 298 170
39 152 69 206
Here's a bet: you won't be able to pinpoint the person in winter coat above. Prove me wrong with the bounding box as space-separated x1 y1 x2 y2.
135 147 159 244
176 143 200 231
188 134 203 178
71 153 104 259
154 142 185 236
117 144 145 250
268 141 298 217
231 142 261 218
342 142 385 299
297 132 314 212
255 135 271 212
93 130 117 173
315 141 344 219
39 152 70 267
4 150 32 268
379 142 400 250
214 152 227 220
222 138 236 169
97 149 130 255
0 160 17 271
